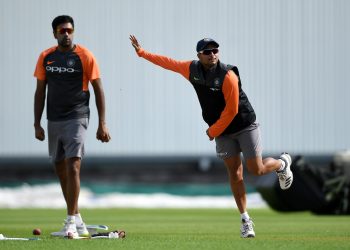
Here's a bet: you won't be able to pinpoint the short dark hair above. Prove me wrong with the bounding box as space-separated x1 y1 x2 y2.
52 15 74 31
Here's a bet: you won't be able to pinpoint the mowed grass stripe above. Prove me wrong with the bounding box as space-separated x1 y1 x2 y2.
0 208 349 250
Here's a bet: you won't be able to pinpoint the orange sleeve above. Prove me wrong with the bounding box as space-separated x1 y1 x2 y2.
34 46 57 81
33 46 57 80
34 53 46 80
77 45 100 91
207 70 239 137
84 51 100 81
137 48 191 80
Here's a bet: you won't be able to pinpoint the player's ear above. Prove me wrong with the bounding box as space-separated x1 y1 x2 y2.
53 31 57 39
197 53 201 60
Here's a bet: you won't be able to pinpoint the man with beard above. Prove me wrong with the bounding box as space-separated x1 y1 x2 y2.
34 15 111 238
129 35 293 238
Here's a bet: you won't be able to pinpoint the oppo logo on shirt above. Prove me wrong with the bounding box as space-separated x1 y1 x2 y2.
45 66 78 73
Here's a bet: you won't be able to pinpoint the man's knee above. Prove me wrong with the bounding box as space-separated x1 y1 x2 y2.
246 157 265 176
231 174 244 184
54 160 66 176
68 157 81 165
250 168 265 176
67 157 81 175
246 163 265 176
225 164 244 182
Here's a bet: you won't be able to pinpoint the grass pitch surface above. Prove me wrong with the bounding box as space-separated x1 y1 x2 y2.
0 208 349 250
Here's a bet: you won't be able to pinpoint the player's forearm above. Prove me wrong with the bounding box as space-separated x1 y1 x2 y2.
207 111 237 138
96 94 106 125
94 89 107 124
34 89 46 126
137 48 175 70
137 48 190 76
207 72 239 138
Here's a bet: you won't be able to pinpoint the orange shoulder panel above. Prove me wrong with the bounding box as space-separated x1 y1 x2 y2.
33 46 57 81
75 45 100 91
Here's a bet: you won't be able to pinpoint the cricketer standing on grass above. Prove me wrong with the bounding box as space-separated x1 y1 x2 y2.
130 35 293 238
33 15 111 239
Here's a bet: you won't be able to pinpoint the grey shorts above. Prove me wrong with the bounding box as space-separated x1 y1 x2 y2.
48 118 89 163
215 122 262 160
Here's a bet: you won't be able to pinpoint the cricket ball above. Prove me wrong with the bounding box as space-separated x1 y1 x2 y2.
33 228 41 235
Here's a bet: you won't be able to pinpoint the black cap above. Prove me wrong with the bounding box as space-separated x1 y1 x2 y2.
196 38 219 52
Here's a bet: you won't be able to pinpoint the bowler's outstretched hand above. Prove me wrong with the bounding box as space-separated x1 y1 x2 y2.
129 35 141 52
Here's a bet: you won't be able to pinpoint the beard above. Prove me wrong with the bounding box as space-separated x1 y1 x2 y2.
58 38 73 48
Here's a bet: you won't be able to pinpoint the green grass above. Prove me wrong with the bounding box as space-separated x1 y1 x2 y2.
0 208 349 250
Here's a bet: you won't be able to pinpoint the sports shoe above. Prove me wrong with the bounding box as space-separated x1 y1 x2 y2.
241 218 255 238
64 219 79 238
50 219 78 238
76 222 89 237
51 220 68 237
277 153 293 190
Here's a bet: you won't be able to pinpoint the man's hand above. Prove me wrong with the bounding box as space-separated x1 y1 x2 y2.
34 124 45 141
129 35 141 52
96 122 111 143
206 129 214 141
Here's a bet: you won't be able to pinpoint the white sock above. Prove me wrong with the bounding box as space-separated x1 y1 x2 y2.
241 212 250 221
277 159 285 172
67 215 75 223
75 213 83 225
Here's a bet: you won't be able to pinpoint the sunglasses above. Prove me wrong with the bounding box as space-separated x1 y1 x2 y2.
57 28 74 35
200 48 219 55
